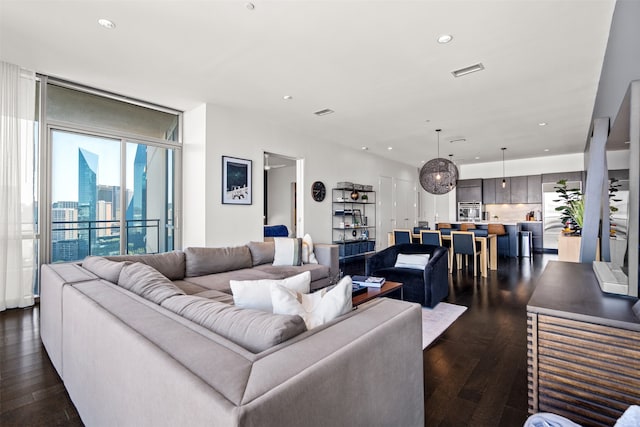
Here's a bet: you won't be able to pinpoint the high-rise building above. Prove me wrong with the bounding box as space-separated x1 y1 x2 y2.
78 148 98 258
126 145 147 221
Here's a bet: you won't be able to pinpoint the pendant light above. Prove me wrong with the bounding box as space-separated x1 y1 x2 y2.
435 129 442 180
419 129 459 195
501 147 507 188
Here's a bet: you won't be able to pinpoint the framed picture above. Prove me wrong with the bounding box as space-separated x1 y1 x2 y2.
222 156 252 205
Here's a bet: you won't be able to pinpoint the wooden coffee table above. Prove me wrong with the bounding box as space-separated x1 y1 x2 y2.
352 280 403 306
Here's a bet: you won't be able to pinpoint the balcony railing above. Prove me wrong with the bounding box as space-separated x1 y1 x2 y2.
51 218 161 262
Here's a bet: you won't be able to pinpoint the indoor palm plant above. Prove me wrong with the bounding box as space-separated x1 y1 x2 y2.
554 178 621 235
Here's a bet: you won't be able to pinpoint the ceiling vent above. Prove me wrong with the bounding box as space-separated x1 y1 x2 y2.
314 108 335 116
452 63 484 78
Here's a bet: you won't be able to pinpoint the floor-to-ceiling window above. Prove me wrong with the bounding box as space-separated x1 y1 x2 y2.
42 79 181 271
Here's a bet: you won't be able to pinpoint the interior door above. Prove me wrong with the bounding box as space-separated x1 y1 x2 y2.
396 178 416 230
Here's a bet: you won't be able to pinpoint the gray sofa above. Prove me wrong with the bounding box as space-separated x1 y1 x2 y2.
40 242 425 426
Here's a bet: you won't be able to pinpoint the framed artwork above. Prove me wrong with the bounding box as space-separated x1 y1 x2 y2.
222 156 252 205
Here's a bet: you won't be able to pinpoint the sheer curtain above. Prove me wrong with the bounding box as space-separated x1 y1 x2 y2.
0 61 36 311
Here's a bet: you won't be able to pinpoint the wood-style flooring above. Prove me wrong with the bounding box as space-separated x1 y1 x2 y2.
0 253 554 426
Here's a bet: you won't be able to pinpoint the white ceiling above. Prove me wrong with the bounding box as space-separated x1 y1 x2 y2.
0 0 617 167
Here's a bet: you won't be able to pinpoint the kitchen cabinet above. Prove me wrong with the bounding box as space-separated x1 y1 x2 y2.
527 175 542 203
456 179 482 203
482 178 496 204
541 171 583 184
495 177 511 204
510 176 528 203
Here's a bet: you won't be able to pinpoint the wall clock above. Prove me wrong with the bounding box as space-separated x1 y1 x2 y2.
311 181 326 202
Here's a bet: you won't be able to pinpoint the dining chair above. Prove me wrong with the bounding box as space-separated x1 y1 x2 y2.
488 223 510 257
392 229 413 245
450 231 481 276
437 223 452 230
420 230 442 246
459 223 476 231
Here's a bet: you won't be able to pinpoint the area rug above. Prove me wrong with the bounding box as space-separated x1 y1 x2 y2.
422 302 467 349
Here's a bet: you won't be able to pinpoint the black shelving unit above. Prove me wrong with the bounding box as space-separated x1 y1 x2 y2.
332 186 376 274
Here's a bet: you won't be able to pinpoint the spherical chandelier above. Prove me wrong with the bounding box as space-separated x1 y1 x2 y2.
419 129 459 195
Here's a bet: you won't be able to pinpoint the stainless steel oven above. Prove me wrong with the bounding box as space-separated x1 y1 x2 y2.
458 202 482 222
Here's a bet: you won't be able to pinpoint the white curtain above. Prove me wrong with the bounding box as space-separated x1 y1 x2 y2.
0 61 36 311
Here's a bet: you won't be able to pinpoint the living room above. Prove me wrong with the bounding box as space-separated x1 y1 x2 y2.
2 1 640 426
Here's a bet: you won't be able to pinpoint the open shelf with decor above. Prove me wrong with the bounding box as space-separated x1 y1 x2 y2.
332 184 376 269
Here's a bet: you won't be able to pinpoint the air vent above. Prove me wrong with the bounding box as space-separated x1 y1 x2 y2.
314 108 335 116
452 63 484 78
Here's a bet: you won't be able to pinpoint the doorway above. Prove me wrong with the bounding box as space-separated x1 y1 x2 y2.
263 152 299 237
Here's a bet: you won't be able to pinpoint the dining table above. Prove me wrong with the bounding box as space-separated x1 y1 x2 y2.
410 232 497 277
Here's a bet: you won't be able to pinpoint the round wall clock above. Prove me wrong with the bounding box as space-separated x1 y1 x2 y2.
311 181 326 202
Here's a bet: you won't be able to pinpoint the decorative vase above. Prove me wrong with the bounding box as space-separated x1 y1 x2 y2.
350 190 359 201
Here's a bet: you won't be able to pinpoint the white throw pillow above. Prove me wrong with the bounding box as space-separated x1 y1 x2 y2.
273 237 303 266
394 253 430 270
301 233 318 264
230 271 311 312
271 276 353 330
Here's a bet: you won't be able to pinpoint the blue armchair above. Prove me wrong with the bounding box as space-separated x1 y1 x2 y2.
366 244 449 308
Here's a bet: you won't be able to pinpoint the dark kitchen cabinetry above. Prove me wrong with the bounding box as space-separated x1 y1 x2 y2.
495 177 511 204
510 176 528 203
541 171 583 184
456 179 482 203
482 178 496 204
527 175 542 203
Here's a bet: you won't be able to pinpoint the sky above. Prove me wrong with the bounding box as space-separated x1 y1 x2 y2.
51 130 138 203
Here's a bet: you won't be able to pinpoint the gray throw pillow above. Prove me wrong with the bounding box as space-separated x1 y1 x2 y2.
83 256 129 283
247 241 275 266
118 262 185 305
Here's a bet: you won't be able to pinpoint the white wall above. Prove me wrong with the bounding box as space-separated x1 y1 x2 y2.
266 165 296 234
181 103 419 247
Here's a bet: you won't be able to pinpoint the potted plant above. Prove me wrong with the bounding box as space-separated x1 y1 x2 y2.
554 178 622 235
554 179 584 234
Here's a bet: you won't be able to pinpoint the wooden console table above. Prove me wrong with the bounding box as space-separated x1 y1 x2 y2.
527 261 640 426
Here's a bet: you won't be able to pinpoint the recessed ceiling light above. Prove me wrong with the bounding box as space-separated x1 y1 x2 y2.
625 141 630 144
246 3 255 10
437 34 453 44
539 122 547 126
452 63 484 78
98 18 116 29
361 146 368 151
387 147 393 151
421 160 425 163
475 156 480 160
544 148 550 152
313 108 334 116
283 95 293 100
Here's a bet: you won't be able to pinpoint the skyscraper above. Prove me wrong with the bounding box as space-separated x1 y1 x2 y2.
78 148 98 258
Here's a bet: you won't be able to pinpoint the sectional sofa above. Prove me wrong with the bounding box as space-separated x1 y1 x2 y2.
40 242 425 426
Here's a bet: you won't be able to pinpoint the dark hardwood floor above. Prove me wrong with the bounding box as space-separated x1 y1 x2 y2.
424 253 556 427
0 253 555 426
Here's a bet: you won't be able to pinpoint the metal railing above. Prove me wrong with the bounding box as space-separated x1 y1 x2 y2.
51 218 161 261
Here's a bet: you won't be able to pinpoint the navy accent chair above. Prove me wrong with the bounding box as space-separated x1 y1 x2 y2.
392 229 412 245
366 244 449 308
450 231 481 276
439 228 452 236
